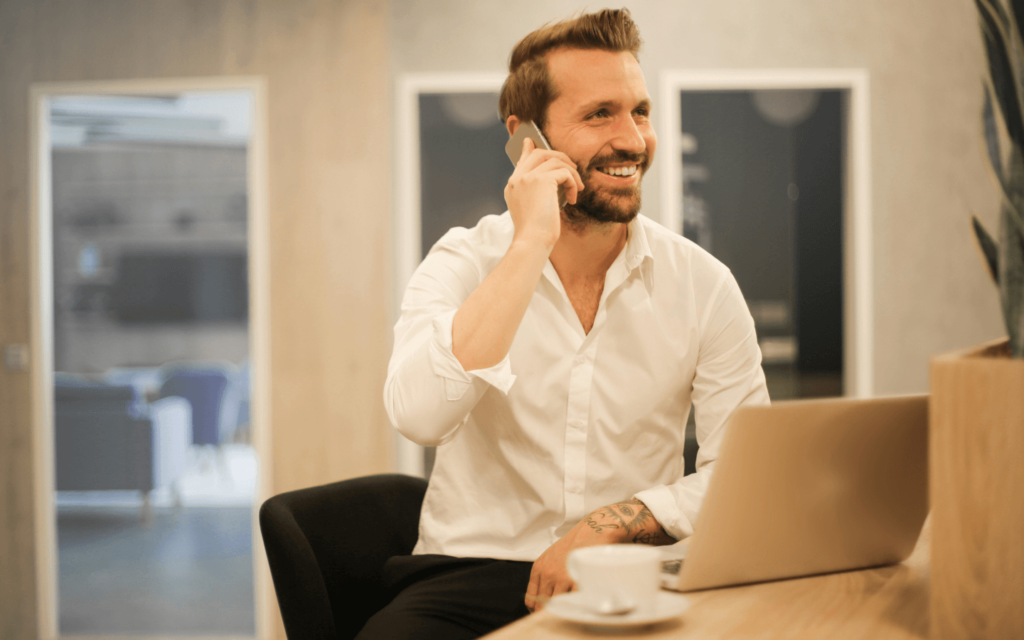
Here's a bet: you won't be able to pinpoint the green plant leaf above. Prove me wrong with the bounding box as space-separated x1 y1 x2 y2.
1010 0 1024 38
988 0 1024 110
999 204 1024 356
984 0 1013 31
984 84 1006 178
972 214 1001 283
994 149 1024 240
978 0 1024 151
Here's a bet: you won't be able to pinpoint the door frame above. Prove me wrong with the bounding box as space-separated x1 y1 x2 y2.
29 76 274 639
658 68 874 397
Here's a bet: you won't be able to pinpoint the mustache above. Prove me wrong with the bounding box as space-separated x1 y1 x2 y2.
586 149 650 172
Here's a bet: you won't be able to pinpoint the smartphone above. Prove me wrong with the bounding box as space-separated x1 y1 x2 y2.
504 121 567 208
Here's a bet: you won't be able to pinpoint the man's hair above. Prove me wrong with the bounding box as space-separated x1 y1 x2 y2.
498 8 642 131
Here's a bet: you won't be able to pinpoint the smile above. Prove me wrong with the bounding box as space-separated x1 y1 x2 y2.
597 165 638 177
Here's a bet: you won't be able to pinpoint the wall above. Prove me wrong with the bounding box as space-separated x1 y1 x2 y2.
0 1 393 637
391 0 1005 395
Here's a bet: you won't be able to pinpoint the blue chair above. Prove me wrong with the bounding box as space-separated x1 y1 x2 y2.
159 370 229 446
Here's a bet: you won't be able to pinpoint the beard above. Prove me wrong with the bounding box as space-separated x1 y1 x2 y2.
562 148 650 232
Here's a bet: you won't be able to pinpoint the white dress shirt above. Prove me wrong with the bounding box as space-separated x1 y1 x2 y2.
384 212 769 562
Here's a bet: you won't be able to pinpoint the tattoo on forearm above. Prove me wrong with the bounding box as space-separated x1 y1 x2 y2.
583 511 620 533
583 498 674 545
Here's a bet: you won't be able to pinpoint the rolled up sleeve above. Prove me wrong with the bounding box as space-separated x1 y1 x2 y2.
384 233 516 447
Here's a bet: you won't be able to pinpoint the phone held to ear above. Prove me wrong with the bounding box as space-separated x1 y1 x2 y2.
505 120 567 209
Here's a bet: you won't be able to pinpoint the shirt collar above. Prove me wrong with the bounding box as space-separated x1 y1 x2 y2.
625 215 655 293
624 215 653 271
541 214 656 293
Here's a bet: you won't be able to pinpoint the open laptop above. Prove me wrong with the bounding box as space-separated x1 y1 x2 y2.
659 394 929 592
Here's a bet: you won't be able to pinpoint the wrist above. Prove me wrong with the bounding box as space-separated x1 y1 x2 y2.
511 222 559 252
509 234 556 261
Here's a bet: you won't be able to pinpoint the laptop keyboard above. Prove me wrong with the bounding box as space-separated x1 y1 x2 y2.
662 558 683 575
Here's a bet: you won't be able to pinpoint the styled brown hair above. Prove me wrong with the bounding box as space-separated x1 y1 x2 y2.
498 8 643 131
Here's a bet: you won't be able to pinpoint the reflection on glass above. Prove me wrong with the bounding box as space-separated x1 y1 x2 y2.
50 92 256 636
679 89 845 402
419 92 509 253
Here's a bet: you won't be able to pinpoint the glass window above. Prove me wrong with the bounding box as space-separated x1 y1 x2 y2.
679 89 845 401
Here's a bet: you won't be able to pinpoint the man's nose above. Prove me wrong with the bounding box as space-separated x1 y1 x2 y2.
610 116 646 154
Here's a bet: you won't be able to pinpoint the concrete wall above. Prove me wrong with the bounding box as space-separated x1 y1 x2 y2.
0 1 392 637
392 0 1005 395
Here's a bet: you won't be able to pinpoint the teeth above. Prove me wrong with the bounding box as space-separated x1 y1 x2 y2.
600 165 638 177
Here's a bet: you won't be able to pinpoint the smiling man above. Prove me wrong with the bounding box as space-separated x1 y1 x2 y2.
376 8 769 640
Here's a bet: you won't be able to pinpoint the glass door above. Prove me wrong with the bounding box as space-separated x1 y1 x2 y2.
49 91 258 636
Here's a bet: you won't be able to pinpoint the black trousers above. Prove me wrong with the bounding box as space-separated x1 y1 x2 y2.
354 554 534 640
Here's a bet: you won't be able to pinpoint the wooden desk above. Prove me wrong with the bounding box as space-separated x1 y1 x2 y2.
485 519 930 640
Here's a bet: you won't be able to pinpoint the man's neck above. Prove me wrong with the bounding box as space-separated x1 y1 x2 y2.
549 217 630 283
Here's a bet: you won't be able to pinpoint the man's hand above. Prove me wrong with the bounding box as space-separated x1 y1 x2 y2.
524 498 675 612
504 137 584 251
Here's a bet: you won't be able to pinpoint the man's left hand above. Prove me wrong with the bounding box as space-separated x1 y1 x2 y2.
525 498 676 612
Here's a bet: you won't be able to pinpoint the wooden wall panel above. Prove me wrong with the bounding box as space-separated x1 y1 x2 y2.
0 1 393 637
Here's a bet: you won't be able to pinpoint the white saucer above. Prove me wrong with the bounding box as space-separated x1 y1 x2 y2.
545 591 690 628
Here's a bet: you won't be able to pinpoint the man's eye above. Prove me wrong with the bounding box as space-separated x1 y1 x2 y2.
634 108 650 118
589 109 610 119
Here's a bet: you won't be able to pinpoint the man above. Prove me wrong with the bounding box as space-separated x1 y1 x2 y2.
374 8 769 639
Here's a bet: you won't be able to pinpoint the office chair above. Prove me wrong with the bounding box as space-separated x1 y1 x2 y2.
159 369 230 446
259 473 428 640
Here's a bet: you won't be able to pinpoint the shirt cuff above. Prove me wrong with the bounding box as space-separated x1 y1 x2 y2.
428 309 516 401
633 485 693 541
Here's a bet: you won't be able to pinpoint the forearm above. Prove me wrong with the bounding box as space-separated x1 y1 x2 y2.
583 498 676 546
452 238 550 371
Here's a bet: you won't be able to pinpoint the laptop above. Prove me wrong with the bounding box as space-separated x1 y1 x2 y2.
659 394 929 592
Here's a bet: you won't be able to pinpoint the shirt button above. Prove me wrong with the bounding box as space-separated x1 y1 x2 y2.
575 355 586 365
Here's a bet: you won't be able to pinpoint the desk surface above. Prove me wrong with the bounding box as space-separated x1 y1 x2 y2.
484 519 930 640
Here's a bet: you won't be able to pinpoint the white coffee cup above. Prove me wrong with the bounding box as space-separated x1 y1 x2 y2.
566 545 662 616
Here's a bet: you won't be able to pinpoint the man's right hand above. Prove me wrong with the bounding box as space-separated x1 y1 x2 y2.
451 138 581 372
503 137 583 251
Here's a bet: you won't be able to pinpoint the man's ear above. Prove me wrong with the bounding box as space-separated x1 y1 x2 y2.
506 115 521 137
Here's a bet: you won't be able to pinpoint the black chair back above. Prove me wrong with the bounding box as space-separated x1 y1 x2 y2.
260 474 428 640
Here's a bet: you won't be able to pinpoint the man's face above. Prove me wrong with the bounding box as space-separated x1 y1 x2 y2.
542 47 657 227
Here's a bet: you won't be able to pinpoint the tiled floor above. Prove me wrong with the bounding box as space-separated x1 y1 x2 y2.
56 444 258 635
58 505 256 635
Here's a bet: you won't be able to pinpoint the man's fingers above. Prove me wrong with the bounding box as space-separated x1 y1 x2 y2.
555 168 580 205
535 569 559 611
551 580 574 597
519 136 535 163
531 159 583 202
514 146 577 177
510 146 584 206
525 565 541 612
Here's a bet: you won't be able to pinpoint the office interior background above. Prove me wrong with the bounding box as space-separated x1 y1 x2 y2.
0 0 1003 637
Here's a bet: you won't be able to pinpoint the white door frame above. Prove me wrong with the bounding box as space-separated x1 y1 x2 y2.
29 76 274 639
393 72 506 477
658 69 874 397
